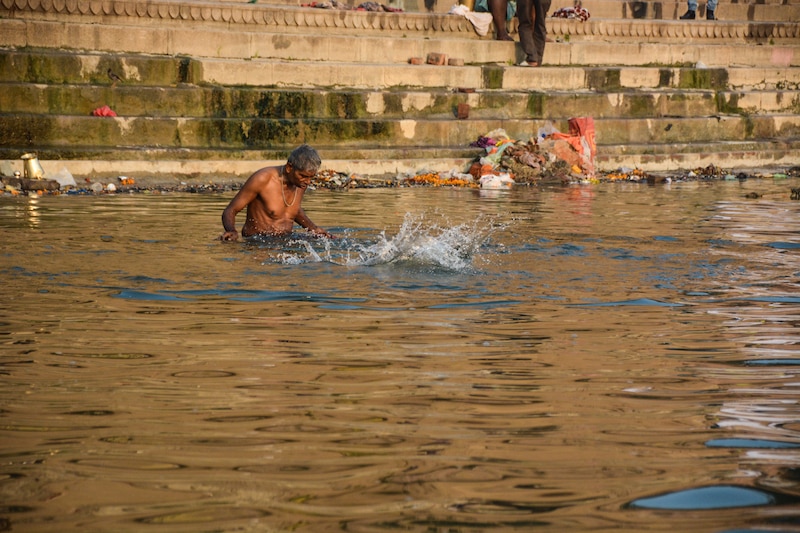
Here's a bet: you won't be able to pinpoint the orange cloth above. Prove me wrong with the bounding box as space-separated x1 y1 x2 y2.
550 117 596 175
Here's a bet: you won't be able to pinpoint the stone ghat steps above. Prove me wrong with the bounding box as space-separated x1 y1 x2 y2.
2 0 799 178
6 48 800 89
4 140 798 179
5 82 799 118
597 139 800 170
4 113 798 151
169 58 800 90
6 49 798 91
597 144 800 171
2 19 797 69
1 145 487 179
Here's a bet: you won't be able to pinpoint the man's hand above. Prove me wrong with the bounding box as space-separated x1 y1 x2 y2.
220 231 239 241
308 227 334 239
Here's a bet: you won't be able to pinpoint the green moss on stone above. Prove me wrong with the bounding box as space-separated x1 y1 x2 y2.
307 119 390 144
431 94 452 114
178 57 193 84
256 92 317 119
742 114 755 138
658 69 673 88
716 92 741 114
241 119 301 147
0 115 50 146
526 93 544 116
482 66 504 90
679 69 728 90
326 92 363 119
791 93 800 114
586 69 621 91
626 94 656 117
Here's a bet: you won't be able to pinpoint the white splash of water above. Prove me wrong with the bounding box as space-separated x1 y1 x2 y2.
279 213 500 271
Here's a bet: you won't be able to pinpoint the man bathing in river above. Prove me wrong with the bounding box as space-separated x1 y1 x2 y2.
220 144 333 241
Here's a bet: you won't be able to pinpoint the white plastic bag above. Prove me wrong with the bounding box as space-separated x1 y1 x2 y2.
480 173 515 189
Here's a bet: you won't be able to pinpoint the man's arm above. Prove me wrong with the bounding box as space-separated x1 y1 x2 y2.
220 175 263 241
295 207 332 238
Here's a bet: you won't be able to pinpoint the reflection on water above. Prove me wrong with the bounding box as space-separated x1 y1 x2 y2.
1 180 800 532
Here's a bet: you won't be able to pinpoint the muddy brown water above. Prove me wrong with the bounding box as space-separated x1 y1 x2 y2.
1 179 800 532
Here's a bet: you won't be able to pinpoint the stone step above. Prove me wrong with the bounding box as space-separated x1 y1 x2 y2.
0 146 485 180
4 49 799 90
3 114 798 151
198 60 800 91
210 61 800 91
597 139 800 171
4 139 798 180
5 81 800 119
720 90 800 114
2 17 796 71
543 41 797 69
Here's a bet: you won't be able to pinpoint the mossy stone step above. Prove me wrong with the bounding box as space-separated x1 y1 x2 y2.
0 49 195 86
3 114 798 151
5 49 799 91
12 83 796 119
0 146 485 180
5 82 749 119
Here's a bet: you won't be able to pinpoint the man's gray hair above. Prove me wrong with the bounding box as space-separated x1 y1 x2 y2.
288 144 322 173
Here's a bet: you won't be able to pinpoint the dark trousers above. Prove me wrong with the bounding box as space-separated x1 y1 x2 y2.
517 0 551 64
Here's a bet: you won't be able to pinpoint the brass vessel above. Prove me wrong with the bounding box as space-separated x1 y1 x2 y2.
21 153 45 180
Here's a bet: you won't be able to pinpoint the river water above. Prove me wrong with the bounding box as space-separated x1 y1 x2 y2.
1 178 800 532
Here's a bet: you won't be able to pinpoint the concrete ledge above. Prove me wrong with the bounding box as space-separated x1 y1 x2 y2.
4 139 799 179
46 157 481 179
598 141 800 172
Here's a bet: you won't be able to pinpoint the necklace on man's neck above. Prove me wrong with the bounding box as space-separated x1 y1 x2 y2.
280 165 298 207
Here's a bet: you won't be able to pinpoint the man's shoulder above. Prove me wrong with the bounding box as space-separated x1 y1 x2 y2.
246 166 279 186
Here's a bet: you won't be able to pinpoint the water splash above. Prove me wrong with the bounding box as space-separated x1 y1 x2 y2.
277 213 500 271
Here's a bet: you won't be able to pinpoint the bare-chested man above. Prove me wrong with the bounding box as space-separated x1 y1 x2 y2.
220 144 332 241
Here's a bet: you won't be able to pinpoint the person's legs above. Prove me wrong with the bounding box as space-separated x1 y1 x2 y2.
516 0 536 63
531 0 550 64
706 0 717 19
680 0 697 18
488 0 512 41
